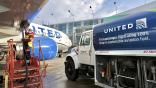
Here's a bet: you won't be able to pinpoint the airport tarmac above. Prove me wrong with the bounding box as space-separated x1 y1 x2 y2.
43 56 101 88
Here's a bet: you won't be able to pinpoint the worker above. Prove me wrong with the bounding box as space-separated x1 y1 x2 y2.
24 28 34 65
20 20 34 65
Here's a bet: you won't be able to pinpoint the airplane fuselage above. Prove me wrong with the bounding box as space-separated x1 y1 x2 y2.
29 23 72 52
0 23 72 53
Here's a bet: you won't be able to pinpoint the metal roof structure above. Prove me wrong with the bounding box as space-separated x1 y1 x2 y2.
0 0 48 37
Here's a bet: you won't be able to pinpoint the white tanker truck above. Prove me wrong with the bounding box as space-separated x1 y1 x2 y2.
65 11 156 88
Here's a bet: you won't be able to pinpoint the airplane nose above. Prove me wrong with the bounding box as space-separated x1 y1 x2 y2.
65 35 72 47
68 38 72 46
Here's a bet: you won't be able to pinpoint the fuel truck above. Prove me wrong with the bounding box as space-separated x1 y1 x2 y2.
65 11 156 88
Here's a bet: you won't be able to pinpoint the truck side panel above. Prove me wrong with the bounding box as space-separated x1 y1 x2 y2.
93 11 156 88
93 12 156 51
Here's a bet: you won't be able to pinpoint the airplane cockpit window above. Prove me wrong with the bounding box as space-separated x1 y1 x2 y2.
80 34 90 46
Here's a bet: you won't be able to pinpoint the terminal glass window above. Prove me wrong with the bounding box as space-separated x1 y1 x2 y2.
50 25 55 28
84 20 93 26
101 19 104 23
68 23 73 34
58 24 66 33
94 19 99 25
79 34 90 46
74 21 81 27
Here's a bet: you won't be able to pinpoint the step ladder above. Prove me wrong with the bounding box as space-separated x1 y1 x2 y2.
6 39 43 88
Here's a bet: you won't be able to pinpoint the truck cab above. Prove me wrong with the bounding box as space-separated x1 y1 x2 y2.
64 30 95 81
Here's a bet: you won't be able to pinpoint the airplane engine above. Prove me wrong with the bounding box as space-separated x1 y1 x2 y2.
31 36 58 60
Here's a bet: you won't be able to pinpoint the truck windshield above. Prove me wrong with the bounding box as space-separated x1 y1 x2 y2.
79 34 90 46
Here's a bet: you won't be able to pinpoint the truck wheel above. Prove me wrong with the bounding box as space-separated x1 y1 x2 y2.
65 59 78 81
0 76 3 85
118 66 137 88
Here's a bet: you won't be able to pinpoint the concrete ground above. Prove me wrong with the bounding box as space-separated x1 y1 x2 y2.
43 57 101 88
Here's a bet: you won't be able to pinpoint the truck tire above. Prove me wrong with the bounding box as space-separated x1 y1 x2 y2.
118 66 137 88
0 76 3 84
65 59 78 81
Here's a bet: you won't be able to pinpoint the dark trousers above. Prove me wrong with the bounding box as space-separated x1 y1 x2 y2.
23 42 30 62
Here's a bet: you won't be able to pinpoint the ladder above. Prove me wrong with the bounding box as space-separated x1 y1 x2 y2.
6 39 43 88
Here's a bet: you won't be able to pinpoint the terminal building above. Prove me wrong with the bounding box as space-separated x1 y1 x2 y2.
47 1 156 45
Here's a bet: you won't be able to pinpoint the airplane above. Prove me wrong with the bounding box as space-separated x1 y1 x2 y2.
0 22 72 57
0 0 72 58
29 23 72 57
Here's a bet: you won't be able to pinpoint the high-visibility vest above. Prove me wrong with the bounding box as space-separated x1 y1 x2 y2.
28 41 33 47
25 29 34 48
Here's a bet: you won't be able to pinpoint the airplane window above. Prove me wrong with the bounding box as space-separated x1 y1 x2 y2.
56 36 61 38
